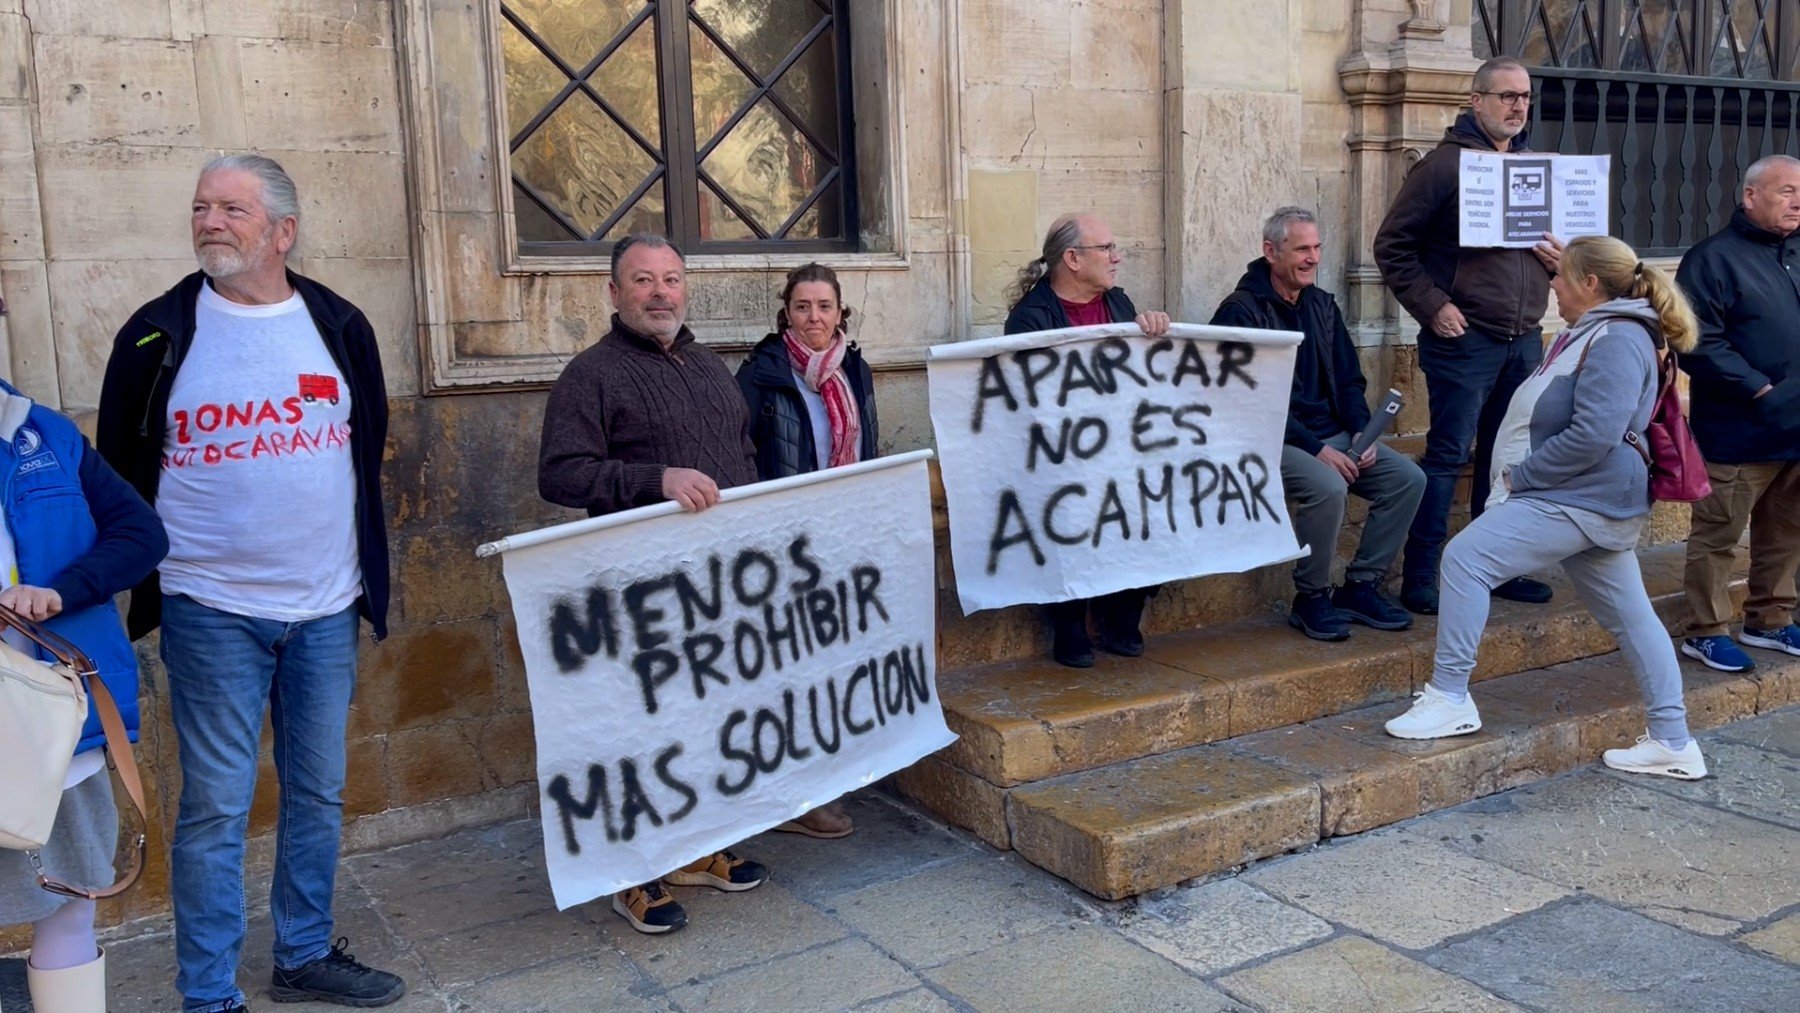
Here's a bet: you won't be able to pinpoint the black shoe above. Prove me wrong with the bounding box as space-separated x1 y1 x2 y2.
1095 627 1144 657
1332 580 1414 631
1050 602 1094 668
1491 576 1553 604
270 938 405 1007
1288 590 1351 641
1400 578 1439 616
1094 590 1147 657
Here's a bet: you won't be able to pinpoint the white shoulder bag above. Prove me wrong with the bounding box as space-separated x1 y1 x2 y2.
0 603 146 898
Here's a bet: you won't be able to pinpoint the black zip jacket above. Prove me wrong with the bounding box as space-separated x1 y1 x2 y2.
1676 207 1800 463
1373 110 1551 337
1209 260 1371 455
1003 277 1138 334
735 334 879 480
94 271 391 640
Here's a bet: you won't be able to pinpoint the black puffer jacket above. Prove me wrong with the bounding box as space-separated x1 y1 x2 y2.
736 334 879 480
1676 207 1800 463
1210 259 1371 455
1374 110 1552 337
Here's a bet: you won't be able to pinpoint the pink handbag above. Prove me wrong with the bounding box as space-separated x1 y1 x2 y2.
1625 350 1712 503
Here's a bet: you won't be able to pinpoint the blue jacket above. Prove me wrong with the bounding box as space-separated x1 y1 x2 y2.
1 380 168 754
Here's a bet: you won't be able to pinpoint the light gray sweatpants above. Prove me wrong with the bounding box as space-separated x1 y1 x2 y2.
1432 496 1690 743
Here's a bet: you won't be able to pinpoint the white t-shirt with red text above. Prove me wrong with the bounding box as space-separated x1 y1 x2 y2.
156 283 361 622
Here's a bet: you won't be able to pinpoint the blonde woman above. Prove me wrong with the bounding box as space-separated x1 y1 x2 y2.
1387 236 1708 779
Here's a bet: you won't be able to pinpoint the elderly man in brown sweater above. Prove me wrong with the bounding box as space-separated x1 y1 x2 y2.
537 233 769 935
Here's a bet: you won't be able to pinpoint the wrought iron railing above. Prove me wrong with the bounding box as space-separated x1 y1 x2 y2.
1531 68 1800 255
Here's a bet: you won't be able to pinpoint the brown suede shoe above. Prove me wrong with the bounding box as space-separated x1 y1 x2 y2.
612 883 687 934
664 850 769 892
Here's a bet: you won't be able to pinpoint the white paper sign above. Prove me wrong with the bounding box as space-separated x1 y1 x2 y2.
927 324 1307 614
485 452 953 910
1459 150 1611 247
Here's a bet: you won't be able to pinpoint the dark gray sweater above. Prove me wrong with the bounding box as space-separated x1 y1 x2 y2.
538 316 757 517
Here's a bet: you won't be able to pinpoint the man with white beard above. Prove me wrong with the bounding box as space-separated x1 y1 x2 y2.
96 155 402 1012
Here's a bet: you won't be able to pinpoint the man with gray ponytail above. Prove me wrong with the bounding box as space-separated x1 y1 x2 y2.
1674 154 1800 674
96 155 403 1010
1004 213 1171 667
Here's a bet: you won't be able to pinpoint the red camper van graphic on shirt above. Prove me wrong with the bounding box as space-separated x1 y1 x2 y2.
299 374 340 405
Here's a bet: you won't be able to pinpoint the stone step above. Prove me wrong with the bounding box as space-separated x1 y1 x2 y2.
926 454 1693 672
1003 649 1800 899
929 543 1729 791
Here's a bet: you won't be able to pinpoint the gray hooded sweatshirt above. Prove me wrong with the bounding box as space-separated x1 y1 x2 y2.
1488 297 1660 521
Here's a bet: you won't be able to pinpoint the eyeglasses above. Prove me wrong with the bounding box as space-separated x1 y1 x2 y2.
1477 90 1533 107
1072 243 1119 255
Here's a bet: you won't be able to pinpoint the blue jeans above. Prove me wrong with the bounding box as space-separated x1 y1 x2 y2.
160 595 359 1013
1403 326 1543 583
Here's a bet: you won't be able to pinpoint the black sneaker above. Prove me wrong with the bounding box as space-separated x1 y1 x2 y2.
1401 578 1439 615
1332 580 1414 631
269 938 405 1007
1288 590 1351 641
1491 575 1553 604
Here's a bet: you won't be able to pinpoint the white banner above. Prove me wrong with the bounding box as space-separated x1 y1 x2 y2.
1458 150 1611 248
484 452 953 910
928 323 1307 614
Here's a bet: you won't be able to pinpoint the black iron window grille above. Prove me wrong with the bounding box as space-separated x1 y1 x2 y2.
499 0 859 256
1474 1 1800 255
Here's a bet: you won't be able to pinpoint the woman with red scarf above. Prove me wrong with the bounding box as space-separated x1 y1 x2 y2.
736 262 880 837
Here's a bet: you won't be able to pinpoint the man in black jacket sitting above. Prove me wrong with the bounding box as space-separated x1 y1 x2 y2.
1212 207 1425 641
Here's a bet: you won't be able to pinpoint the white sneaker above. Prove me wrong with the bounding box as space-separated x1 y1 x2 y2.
1603 733 1708 780
1384 684 1482 739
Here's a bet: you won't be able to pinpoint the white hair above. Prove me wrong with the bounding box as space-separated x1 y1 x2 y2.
1745 155 1800 189
201 153 301 237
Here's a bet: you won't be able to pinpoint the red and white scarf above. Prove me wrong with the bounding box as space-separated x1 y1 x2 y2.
782 329 862 468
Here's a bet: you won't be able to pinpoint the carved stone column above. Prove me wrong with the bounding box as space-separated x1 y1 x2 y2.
1339 1 1476 348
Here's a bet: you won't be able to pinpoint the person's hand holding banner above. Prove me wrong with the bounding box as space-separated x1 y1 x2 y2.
661 466 721 512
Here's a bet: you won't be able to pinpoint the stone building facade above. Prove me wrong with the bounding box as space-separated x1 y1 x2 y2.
2 0 1792 926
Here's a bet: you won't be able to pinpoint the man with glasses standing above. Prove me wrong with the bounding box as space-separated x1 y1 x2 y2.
1003 213 1171 668
1374 56 1566 615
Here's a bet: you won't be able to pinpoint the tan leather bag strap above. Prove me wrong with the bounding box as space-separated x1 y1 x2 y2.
0 604 148 899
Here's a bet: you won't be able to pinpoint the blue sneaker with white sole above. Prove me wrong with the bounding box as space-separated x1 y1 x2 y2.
1740 623 1800 657
1681 635 1756 673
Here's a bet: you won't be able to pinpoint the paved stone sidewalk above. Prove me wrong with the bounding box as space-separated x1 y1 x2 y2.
4 708 1798 1011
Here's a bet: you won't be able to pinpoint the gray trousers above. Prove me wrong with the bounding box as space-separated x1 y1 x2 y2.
1282 433 1426 593
1432 496 1690 743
